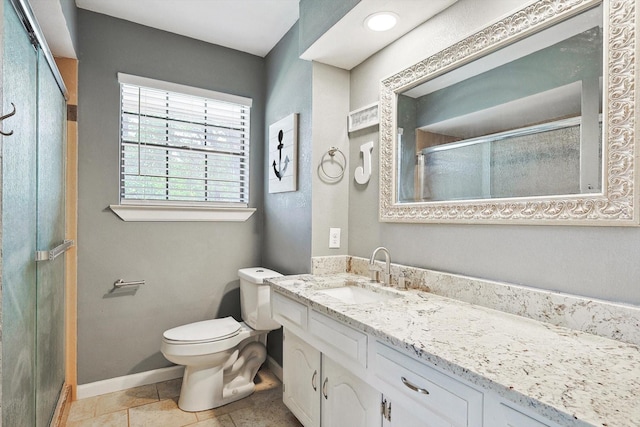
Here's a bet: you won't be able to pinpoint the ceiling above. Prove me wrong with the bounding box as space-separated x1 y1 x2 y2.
300 0 457 70
31 0 458 70
30 0 77 58
30 0 300 59
75 0 300 57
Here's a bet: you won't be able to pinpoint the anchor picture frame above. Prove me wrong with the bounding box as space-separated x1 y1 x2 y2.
268 113 298 193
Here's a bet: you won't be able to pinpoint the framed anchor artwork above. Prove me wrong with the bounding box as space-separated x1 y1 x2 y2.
268 113 298 193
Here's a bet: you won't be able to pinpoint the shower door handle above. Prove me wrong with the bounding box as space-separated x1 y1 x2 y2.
35 239 74 262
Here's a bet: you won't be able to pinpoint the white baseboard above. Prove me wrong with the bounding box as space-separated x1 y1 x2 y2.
76 365 184 400
266 355 283 382
77 357 282 400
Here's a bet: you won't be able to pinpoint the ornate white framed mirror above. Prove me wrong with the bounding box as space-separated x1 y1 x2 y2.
379 0 637 225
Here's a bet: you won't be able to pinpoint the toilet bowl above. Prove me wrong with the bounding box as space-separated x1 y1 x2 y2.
160 268 282 412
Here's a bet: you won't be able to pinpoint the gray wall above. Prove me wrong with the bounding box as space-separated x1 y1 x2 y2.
59 0 77 55
263 22 313 365
77 10 266 384
263 22 313 276
348 0 640 305
298 0 360 54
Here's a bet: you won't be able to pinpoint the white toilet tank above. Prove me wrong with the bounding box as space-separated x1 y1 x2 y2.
238 267 282 331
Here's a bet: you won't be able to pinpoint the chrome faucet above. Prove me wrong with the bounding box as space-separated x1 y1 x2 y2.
369 247 391 285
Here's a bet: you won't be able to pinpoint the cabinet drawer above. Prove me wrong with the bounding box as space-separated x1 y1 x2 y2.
309 310 367 367
374 341 483 427
271 292 308 331
499 403 553 427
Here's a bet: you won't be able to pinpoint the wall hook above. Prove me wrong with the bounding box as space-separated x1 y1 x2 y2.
0 103 16 136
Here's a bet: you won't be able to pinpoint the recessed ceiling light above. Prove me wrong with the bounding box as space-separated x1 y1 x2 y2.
364 12 399 32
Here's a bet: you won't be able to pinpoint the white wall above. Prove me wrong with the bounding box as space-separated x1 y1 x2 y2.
312 62 350 256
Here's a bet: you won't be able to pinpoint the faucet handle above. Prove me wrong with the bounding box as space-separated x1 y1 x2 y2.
397 272 407 290
368 263 381 282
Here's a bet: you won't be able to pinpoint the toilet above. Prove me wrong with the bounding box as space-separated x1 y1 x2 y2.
161 267 282 412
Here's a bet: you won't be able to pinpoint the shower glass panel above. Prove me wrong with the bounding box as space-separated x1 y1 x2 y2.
418 121 592 201
35 51 67 427
2 0 67 425
1 0 39 425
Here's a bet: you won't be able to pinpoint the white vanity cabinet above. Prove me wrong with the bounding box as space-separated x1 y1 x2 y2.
282 329 381 427
381 400 427 427
320 354 381 427
283 330 321 427
272 288 563 427
274 292 381 427
484 396 562 427
373 341 483 427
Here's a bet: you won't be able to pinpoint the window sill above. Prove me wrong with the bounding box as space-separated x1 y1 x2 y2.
109 204 256 222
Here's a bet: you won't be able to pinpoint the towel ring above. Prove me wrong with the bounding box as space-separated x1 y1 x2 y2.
320 147 346 180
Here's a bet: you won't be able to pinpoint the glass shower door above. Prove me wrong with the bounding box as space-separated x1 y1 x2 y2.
1 0 39 425
2 0 67 425
35 50 67 427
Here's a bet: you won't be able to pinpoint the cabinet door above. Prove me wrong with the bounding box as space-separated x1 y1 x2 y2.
383 400 436 427
321 355 381 427
374 341 482 427
283 329 321 427
489 401 557 427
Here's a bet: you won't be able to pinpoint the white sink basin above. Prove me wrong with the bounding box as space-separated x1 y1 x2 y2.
318 286 398 304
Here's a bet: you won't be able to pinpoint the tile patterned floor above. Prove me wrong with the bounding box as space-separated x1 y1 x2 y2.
64 368 303 427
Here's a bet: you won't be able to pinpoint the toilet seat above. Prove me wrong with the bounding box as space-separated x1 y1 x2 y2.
163 317 241 344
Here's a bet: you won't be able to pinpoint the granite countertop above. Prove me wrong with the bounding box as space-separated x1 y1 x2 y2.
267 273 640 427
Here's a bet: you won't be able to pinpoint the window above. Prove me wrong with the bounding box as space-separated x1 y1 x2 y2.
117 74 252 215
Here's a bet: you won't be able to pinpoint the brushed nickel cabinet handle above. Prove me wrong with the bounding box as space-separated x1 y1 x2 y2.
401 376 430 395
322 377 328 399
311 370 317 391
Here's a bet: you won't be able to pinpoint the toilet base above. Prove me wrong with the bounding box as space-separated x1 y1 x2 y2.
177 340 267 412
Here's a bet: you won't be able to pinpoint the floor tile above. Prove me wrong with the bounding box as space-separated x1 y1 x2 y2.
228 387 302 427
66 396 99 422
195 394 254 419
250 385 285 408
65 409 128 427
158 377 182 400
228 404 302 427
129 398 198 427
95 383 159 415
254 369 280 392
64 367 300 427
187 413 236 426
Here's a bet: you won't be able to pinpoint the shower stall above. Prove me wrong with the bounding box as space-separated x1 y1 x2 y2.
1 0 69 425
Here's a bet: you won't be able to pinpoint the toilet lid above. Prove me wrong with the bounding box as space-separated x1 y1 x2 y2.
163 317 241 344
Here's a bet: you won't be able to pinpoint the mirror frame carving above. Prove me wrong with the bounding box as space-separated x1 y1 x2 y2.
379 0 638 226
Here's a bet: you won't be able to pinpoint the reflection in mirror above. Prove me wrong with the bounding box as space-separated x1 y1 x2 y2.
380 0 637 224
397 5 603 203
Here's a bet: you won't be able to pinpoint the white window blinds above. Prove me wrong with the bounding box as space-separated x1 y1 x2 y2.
118 73 252 207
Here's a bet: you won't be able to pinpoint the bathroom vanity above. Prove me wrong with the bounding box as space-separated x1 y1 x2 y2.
268 270 639 427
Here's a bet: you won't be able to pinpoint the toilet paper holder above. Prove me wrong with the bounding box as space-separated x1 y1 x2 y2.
113 279 146 288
